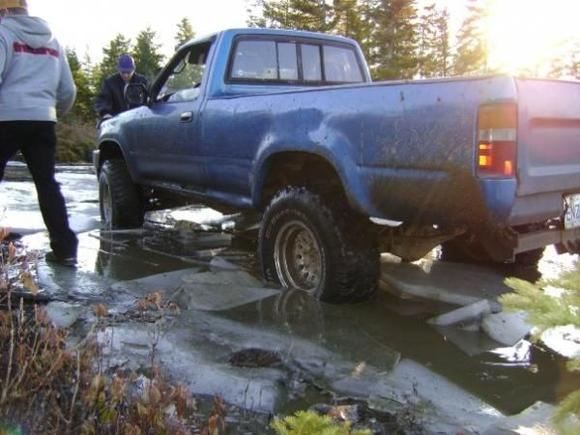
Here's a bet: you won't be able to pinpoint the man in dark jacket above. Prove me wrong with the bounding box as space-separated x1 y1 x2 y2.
0 0 78 266
95 54 148 122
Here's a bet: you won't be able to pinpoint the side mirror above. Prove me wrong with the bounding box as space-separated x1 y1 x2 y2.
124 83 149 108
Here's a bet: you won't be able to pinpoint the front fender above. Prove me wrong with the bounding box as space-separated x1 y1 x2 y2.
96 114 138 180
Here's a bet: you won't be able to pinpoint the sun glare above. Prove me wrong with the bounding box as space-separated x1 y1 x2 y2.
485 0 579 76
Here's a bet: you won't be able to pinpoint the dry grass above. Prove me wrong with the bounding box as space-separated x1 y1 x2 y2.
0 229 226 434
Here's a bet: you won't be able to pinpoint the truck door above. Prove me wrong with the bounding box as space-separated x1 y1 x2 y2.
127 42 212 190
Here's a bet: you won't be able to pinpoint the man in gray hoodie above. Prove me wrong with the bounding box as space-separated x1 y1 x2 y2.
0 0 78 266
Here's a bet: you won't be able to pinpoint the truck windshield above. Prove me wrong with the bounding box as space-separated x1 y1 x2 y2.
229 38 364 85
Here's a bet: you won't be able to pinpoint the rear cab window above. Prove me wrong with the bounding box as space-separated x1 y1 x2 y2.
227 35 364 86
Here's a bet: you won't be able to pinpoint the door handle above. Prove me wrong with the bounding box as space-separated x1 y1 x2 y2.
180 111 193 122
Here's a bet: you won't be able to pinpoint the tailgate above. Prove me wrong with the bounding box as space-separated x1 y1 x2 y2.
516 78 580 196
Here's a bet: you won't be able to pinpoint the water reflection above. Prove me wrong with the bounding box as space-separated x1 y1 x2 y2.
218 285 580 415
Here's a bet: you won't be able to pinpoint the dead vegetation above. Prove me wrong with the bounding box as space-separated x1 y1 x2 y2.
0 229 225 434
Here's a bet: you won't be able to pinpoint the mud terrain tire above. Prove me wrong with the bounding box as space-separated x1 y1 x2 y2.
99 159 143 229
259 187 379 303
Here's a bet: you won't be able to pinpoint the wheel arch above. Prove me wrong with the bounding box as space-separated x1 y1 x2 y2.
253 150 359 211
96 140 128 175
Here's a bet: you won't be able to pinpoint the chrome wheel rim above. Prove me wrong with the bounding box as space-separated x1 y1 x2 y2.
274 220 323 293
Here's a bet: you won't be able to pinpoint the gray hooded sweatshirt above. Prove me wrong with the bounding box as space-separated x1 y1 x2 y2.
0 15 76 121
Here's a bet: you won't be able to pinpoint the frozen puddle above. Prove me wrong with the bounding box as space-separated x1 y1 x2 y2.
380 255 511 306
112 267 280 311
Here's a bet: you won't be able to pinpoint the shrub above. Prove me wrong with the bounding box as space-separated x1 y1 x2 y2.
56 120 97 163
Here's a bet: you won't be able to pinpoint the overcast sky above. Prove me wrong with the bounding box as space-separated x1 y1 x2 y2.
29 0 249 63
28 0 467 64
26 0 579 75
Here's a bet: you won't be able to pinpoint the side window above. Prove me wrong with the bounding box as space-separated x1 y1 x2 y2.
227 38 363 85
231 40 278 80
158 43 210 102
323 45 363 83
278 42 298 80
230 40 299 82
301 44 322 82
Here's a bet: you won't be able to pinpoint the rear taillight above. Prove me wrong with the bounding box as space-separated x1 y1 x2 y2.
477 103 517 178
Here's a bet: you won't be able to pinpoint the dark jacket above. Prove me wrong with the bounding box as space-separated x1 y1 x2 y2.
95 72 148 118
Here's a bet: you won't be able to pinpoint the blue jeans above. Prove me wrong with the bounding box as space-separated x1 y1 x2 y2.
0 121 78 257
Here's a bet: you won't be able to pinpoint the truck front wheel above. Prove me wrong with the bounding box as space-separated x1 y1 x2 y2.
99 159 144 229
259 187 378 303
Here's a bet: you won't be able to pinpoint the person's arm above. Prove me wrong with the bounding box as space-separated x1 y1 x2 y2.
0 34 8 86
56 48 76 117
95 77 114 118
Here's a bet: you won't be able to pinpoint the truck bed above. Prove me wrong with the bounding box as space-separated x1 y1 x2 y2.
206 75 580 232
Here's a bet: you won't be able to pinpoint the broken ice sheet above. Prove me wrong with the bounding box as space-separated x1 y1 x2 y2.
487 340 532 367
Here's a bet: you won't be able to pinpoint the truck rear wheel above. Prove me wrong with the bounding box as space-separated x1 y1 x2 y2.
99 159 144 229
259 187 378 303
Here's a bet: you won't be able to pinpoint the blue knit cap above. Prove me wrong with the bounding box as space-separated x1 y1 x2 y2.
117 54 135 73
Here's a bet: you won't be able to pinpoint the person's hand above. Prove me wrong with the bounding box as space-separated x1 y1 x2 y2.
96 114 113 129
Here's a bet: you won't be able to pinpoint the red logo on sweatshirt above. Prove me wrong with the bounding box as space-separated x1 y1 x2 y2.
13 42 58 58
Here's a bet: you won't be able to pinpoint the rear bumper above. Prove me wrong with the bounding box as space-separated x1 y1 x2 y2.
515 226 580 254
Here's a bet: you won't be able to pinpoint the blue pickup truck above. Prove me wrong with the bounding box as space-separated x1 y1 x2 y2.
94 28 580 302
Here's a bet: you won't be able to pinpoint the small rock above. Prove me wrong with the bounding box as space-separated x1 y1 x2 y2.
428 299 492 327
44 301 83 328
541 325 580 359
482 311 532 346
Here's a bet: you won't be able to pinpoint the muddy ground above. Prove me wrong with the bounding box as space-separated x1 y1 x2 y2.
1 162 579 434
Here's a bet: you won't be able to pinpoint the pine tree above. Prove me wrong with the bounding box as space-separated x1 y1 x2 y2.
434 6 450 77
501 264 580 431
65 49 95 123
247 0 334 32
417 3 450 78
174 17 195 50
570 43 580 79
367 0 419 80
97 33 132 85
453 0 488 76
247 0 298 28
289 0 334 31
550 40 580 79
271 410 371 434
333 0 371 57
131 27 165 80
